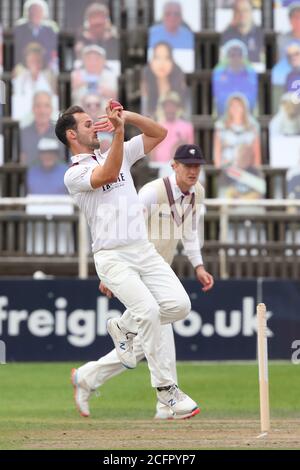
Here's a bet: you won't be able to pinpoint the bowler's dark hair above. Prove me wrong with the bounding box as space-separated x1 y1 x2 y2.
55 105 85 147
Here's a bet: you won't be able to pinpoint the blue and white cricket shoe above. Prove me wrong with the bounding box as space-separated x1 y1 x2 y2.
107 318 137 369
156 384 200 420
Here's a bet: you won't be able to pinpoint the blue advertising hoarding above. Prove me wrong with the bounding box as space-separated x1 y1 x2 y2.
0 279 299 361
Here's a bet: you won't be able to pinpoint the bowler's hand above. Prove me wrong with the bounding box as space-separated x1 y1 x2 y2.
94 99 124 134
99 280 114 299
195 266 214 292
94 117 115 134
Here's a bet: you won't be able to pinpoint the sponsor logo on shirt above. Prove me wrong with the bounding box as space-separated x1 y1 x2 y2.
102 172 126 193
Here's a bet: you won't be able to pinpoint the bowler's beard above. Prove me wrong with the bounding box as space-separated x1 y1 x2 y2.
93 139 101 149
77 134 100 150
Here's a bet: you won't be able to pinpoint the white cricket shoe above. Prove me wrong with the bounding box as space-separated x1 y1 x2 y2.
107 318 137 369
71 368 92 418
154 401 174 420
156 384 200 420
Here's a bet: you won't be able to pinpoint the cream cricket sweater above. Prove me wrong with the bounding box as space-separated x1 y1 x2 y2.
139 175 205 267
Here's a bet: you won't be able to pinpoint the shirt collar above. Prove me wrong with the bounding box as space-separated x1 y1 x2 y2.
169 173 195 201
71 149 107 164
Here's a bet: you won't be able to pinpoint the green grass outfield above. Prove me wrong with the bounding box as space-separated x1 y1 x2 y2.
0 362 299 449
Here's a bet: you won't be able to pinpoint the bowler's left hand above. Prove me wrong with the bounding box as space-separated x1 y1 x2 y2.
195 266 214 292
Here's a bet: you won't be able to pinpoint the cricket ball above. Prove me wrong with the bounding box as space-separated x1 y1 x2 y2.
110 100 123 110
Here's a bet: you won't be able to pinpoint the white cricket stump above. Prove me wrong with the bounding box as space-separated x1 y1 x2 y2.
256 303 270 439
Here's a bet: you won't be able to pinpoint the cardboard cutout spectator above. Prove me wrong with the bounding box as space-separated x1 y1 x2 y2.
277 3 300 53
80 93 105 122
141 41 188 119
148 1 198 72
0 25 3 166
213 39 258 116
270 92 300 135
272 41 300 110
216 0 262 33
217 0 261 6
80 94 114 153
64 0 109 32
12 42 58 123
214 93 265 199
287 164 300 198
26 138 68 195
71 45 118 104
0 24 3 76
220 0 265 70
75 3 119 62
21 91 64 166
149 1 194 49
151 91 194 163
14 0 58 71
285 42 300 91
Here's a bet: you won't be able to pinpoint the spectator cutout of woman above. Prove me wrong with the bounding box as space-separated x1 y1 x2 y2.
151 91 194 163
14 0 58 71
213 39 258 116
220 0 265 71
71 45 118 104
148 0 199 73
12 42 58 123
141 41 189 119
214 93 265 199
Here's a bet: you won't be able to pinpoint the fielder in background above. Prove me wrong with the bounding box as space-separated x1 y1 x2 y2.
77 144 214 419
55 101 200 420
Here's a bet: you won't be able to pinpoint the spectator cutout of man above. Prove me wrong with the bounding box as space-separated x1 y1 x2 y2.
221 0 265 70
148 1 195 72
14 0 58 70
285 42 300 92
277 3 300 58
21 91 64 166
75 2 119 62
270 92 300 169
26 138 68 195
71 45 118 104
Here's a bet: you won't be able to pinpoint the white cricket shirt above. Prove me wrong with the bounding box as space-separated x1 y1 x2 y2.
64 135 148 252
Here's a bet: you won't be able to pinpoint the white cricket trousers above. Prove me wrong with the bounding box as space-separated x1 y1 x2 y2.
93 240 190 387
76 323 178 391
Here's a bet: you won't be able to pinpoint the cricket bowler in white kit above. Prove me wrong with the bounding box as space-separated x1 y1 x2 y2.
73 144 214 419
56 100 199 419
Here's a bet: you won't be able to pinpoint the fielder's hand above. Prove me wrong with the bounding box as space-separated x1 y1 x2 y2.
195 266 214 292
99 280 114 299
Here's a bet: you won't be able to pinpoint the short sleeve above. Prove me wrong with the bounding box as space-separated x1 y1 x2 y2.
124 135 145 167
64 165 93 194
